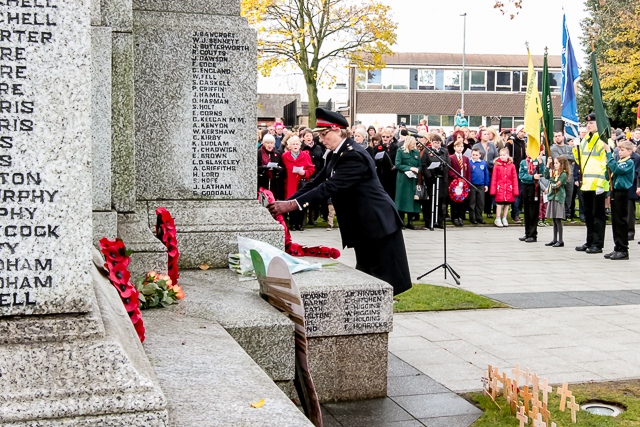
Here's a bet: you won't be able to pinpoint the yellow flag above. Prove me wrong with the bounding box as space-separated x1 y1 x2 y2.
524 49 543 159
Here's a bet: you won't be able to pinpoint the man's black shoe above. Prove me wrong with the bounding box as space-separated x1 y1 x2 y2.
586 246 602 254
487 213 494 218
470 219 477 225
434 224 444 229
610 251 629 260
552 242 564 247
478 218 486 224
604 252 614 259
519 236 528 241
575 244 589 252
629 233 635 241
545 241 557 246
525 237 537 243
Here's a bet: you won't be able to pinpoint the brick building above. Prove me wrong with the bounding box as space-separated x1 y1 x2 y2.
348 52 564 131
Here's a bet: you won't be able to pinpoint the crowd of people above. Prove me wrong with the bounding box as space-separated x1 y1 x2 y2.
257 112 640 260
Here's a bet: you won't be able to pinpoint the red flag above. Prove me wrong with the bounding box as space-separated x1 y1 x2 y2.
637 102 640 125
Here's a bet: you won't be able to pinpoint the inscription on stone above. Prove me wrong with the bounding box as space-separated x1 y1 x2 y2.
0 0 91 314
190 31 249 197
343 289 389 332
302 291 331 334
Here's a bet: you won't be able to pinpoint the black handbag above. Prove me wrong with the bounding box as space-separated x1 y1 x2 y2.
414 172 429 201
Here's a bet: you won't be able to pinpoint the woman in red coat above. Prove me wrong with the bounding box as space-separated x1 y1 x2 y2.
282 136 315 231
490 147 519 228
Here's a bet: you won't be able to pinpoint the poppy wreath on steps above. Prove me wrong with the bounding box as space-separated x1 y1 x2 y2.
155 207 180 287
448 178 470 202
99 237 145 342
288 243 340 259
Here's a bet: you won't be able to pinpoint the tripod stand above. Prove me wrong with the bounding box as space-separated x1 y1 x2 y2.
414 140 478 286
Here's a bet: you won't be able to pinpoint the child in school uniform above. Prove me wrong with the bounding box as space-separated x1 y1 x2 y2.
469 148 490 224
543 156 571 247
603 140 635 260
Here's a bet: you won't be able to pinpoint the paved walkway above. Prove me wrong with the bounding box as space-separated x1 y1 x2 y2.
295 225 640 395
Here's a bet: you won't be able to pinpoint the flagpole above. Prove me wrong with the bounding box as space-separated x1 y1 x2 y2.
541 47 552 158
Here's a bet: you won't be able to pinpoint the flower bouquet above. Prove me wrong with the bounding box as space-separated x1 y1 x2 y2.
134 271 184 309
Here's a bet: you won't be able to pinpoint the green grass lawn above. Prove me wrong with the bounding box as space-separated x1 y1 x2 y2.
466 380 640 426
393 283 508 313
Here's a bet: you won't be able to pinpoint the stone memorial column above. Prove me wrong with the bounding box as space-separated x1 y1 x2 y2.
0 0 167 424
130 0 282 268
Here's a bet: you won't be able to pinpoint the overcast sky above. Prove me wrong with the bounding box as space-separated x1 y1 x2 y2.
257 0 588 100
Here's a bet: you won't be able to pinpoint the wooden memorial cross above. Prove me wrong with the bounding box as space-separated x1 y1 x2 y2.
516 405 529 427
531 372 540 397
520 385 533 413
540 377 553 405
557 383 572 412
490 375 499 399
533 413 547 427
567 394 580 423
503 377 512 400
512 364 525 384
528 400 540 420
524 367 533 387
540 401 551 424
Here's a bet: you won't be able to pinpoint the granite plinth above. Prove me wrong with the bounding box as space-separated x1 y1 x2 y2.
111 31 136 212
308 334 388 403
91 0 102 27
169 269 294 381
0 266 167 424
143 309 313 427
91 26 113 211
294 261 394 338
0 0 94 316
92 211 118 247
133 11 257 201
133 0 240 16
101 0 133 32
143 200 283 268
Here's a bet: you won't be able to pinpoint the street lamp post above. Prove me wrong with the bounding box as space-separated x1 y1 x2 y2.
460 13 467 111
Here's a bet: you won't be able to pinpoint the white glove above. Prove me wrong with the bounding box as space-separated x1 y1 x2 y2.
596 187 604 195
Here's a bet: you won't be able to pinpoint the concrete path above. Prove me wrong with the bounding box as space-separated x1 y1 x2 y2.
294 225 640 394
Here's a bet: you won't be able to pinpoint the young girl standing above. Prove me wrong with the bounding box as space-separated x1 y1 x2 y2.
490 147 519 227
544 155 571 247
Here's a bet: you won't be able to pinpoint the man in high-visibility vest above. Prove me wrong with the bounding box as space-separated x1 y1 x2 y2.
573 113 609 254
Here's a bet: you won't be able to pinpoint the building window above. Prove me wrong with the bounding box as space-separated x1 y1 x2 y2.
428 115 441 127
435 70 444 90
366 69 382 89
410 114 424 126
444 70 460 90
469 116 483 127
470 70 486 91
512 71 521 92
382 68 410 90
496 71 511 91
514 117 524 128
397 115 410 125
549 72 561 92
442 115 455 126
418 69 435 90
501 117 513 129
410 69 418 90
487 71 495 91
356 69 366 89
521 71 528 91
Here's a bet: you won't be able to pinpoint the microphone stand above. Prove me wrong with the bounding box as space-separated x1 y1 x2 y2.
414 139 479 286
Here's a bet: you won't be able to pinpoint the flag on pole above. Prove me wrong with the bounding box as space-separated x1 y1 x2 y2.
561 14 580 138
541 49 554 157
590 52 611 142
524 47 543 158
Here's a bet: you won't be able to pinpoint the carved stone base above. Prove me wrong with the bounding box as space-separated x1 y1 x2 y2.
0 265 168 425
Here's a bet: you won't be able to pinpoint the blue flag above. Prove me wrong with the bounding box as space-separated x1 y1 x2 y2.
561 14 579 137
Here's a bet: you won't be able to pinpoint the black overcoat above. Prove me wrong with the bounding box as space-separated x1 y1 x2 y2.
291 138 403 248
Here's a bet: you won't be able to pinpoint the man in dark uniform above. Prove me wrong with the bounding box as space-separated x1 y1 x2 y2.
267 108 412 296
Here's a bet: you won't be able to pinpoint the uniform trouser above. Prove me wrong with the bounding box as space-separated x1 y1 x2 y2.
468 187 485 221
611 190 629 252
564 180 574 216
628 200 636 238
582 190 607 249
522 183 540 238
450 201 465 221
289 209 303 228
354 229 412 296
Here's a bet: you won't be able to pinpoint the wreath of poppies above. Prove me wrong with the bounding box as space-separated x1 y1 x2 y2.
449 178 470 202
258 188 340 259
99 238 145 343
155 207 180 286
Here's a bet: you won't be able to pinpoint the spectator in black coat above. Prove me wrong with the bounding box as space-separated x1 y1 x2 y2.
301 129 326 224
257 134 284 200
